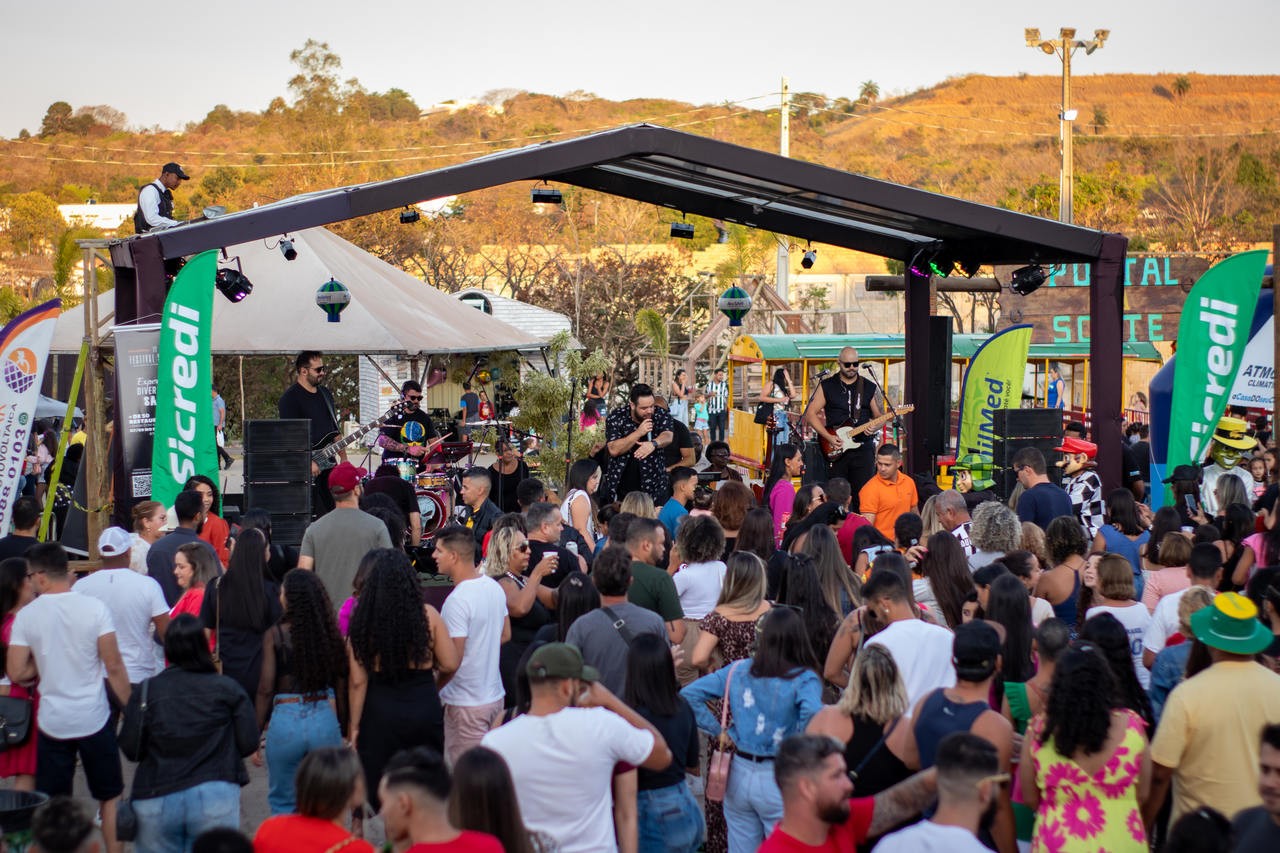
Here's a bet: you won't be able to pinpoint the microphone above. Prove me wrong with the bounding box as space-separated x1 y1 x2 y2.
859 363 874 372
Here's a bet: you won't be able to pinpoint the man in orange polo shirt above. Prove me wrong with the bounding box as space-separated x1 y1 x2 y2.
858 444 918 541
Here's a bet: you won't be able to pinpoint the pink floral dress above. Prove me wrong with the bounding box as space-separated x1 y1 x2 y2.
1029 708 1148 853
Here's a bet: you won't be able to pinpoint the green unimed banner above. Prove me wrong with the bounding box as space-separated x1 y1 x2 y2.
1167 250 1269 482
151 250 218 509
956 324 1033 456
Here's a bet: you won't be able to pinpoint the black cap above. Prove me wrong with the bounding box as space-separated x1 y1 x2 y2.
162 162 190 180
1162 464 1202 484
953 621 1001 680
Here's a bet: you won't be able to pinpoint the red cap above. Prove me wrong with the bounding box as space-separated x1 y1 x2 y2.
328 461 368 494
1054 436 1097 459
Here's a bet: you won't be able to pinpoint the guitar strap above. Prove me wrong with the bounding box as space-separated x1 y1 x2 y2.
851 376 864 427
321 387 340 435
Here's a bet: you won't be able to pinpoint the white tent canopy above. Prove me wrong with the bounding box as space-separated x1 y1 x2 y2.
51 227 543 355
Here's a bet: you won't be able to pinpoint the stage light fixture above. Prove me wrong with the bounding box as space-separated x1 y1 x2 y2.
215 266 253 303
531 186 563 205
956 256 983 278
929 252 955 278
399 207 421 224
279 238 297 261
908 243 943 278
1010 264 1048 296
801 249 817 269
670 221 695 239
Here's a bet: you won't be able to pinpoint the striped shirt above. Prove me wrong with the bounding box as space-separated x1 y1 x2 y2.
707 380 728 414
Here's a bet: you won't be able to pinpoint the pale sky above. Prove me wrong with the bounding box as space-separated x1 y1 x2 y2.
2 0 1275 138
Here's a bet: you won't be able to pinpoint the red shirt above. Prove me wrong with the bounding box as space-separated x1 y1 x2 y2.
200 513 232 566
254 815 375 853
758 798 875 852
837 512 871 565
406 832 504 852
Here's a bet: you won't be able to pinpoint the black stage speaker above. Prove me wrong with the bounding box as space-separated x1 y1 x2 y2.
243 419 311 545
990 409 1064 499
922 315 954 455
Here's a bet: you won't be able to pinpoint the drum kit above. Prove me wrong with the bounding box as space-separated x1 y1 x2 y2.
384 441 477 541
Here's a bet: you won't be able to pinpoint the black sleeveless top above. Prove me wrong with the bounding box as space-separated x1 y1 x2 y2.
845 715 911 795
821 375 877 429
847 714 912 852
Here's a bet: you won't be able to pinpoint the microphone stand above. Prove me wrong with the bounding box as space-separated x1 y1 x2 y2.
862 363 904 442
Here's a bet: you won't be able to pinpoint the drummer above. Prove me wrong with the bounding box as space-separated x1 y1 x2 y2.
362 463 423 547
377 380 443 471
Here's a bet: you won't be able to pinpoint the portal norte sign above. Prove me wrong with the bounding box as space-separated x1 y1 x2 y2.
998 255 1212 345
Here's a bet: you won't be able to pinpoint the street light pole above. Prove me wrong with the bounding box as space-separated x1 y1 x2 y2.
1025 27 1109 224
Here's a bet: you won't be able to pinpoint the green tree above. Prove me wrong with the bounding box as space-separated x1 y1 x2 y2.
1091 104 1109 134
509 332 611 489
859 80 880 103
39 101 73 136
1172 75 1192 100
4 191 65 255
288 39 346 114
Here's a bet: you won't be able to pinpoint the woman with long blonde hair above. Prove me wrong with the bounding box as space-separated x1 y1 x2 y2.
806 644 913 844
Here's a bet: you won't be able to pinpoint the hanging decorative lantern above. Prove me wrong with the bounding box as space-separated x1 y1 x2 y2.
476 369 492 385
717 285 752 327
316 278 351 323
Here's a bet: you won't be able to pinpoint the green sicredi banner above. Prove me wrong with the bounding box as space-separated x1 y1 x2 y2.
1166 250 1269 491
150 250 218 509
956 324 1033 457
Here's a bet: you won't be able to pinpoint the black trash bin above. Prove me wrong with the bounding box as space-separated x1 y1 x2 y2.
0 789 49 850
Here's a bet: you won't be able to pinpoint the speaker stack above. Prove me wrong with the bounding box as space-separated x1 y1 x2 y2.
243 420 311 546
922 316 954 456
989 409 1064 499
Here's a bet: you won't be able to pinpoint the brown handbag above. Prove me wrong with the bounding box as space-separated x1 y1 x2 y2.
704 661 743 803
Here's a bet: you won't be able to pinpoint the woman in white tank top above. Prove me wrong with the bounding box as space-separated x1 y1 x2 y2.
561 459 602 546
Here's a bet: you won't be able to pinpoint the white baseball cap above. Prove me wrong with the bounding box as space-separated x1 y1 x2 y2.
97 526 132 557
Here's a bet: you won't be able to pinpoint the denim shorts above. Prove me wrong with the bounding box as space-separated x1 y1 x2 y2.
637 781 704 853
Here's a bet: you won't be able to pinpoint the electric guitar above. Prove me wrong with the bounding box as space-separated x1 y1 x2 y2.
819 405 916 460
312 401 408 471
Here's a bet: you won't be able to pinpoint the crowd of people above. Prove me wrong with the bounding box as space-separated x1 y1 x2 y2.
2 351 1280 853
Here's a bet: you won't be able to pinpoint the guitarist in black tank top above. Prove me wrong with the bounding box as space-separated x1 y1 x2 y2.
804 347 883 502
278 350 341 515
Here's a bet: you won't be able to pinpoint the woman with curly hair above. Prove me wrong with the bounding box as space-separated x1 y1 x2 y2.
1021 645 1151 852
969 501 1022 570
1038 515 1090 632
256 569 350 814
917 531 975 629
200 527 281 700
185 474 231 566
347 549 459 810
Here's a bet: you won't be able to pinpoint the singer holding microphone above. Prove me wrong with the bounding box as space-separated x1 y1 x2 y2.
601 383 675 506
803 346 884 497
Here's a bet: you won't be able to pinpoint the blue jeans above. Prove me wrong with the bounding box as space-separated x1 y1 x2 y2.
133 780 240 853
265 695 343 814
723 755 782 853
637 782 704 853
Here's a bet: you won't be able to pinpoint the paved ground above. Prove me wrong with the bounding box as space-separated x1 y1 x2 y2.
68 753 388 843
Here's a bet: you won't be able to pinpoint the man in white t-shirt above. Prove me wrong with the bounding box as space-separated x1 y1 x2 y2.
6 543 132 852
863 570 956 710
73 527 170 686
1142 543 1223 669
482 643 672 853
873 732 1001 853
435 525 511 766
